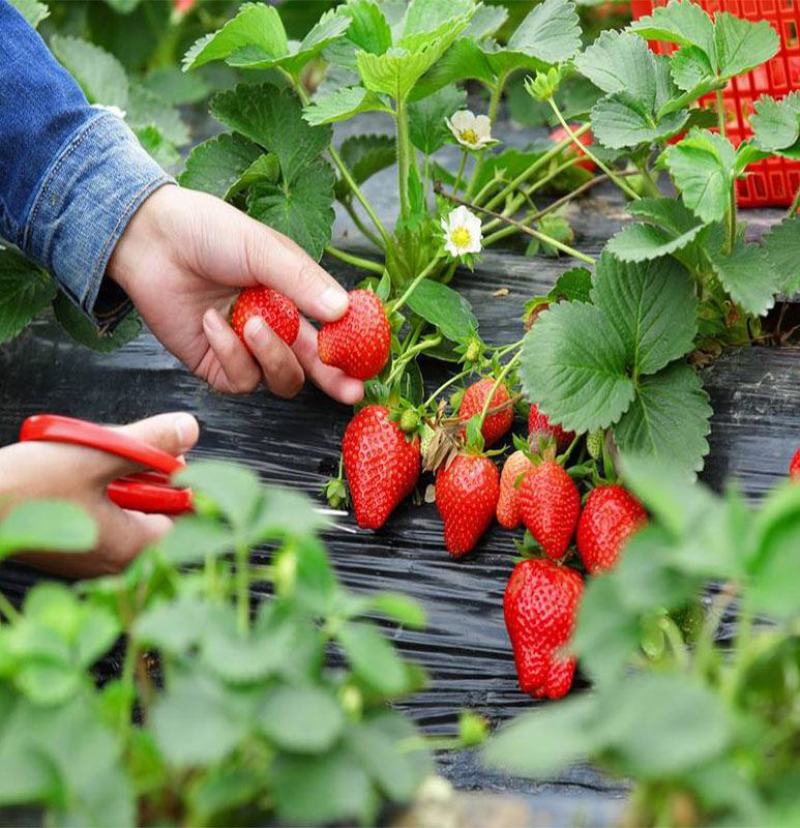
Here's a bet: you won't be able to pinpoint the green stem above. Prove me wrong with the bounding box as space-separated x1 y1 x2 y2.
725 186 737 255
342 200 384 251
467 75 507 198
424 367 474 409
0 590 19 623
325 245 384 274
391 256 442 313
396 98 413 220
715 88 727 138
477 355 519 433
493 337 525 359
385 336 443 386
548 99 640 201
787 185 800 217
660 616 690 670
453 149 468 195
235 537 250 635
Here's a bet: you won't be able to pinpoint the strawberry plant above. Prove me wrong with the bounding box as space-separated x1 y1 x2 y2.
0 460 488 826
487 454 800 827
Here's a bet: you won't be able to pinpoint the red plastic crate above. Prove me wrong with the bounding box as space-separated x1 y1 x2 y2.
631 0 800 207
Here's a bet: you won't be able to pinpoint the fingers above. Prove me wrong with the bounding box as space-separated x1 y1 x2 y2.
100 508 174 573
202 308 305 399
293 318 364 405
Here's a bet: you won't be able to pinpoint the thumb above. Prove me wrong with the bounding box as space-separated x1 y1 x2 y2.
98 412 200 481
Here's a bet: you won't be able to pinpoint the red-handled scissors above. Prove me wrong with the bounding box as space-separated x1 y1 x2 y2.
19 414 193 515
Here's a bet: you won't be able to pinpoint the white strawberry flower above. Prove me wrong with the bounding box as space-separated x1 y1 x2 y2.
441 206 482 258
94 103 127 119
445 110 496 150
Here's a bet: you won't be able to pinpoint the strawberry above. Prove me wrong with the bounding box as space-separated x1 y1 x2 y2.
231 286 300 346
576 485 647 574
343 405 420 530
435 453 500 557
458 378 514 447
790 449 800 480
528 404 575 453
318 289 391 380
496 450 534 529
504 557 584 700
518 461 580 560
549 124 595 172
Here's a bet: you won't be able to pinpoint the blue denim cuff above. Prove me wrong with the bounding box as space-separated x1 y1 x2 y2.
22 110 173 319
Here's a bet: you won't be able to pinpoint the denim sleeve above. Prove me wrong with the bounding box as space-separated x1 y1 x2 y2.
0 0 173 320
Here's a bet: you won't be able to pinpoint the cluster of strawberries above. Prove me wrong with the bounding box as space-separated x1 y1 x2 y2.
230 284 648 701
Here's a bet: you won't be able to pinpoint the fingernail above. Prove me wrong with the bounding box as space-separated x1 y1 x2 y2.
174 413 198 450
321 286 348 317
245 315 270 345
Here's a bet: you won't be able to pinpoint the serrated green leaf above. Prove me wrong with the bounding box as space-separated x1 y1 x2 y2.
506 0 581 66
763 215 800 295
408 85 467 153
338 134 396 190
613 362 711 475
664 129 735 224
410 38 494 100
402 0 474 38
670 44 715 92
405 279 478 343
520 301 634 433
607 197 704 262
259 685 344 753
53 293 142 353
708 240 781 316
575 30 657 104
183 3 288 71
629 0 715 58
0 500 96 559
50 34 128 109
341 0 393 56
337 621 409 694
550 267 593 303
303 85 390 126
471 148 543 196
591 92 689 149
178 133 263 199
464 4 508 41
126 83 189 147
8 0 48 28
714 11 779 80
592 253 697 375
752 92 800 157
0 250 56 344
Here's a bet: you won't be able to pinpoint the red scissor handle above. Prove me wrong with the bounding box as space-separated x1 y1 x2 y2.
20 414 184 475
107 479 193 515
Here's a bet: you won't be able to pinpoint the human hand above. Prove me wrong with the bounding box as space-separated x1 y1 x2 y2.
0 412 199 578
108 185 364 404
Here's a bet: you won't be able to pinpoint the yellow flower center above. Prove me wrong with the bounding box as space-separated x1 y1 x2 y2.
460 128 479 145
450 226 471 248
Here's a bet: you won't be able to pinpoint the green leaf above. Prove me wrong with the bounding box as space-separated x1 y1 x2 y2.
402 0 474 38
133 594 214 655
549 266 593 303
614 362 711 476
50 34 128 108
249 488 329 544
0 249 56 344
303 86 390 126
520 301 634 433
271 745 373 826
0 500 96 559
591 91 689 149
664 129 736 224
464 5 508 41
183 4 288 71
135 125 180 169
714 11 779 80
157 514 235 565
337 621 409 695
470 148 543 197
341 0 393 56
574 30 657 104
337 134 397 191
752 92 800 158
629 0 716 58
408 85 467 153
8 0 49 28
126 84 189 147
670 44 715 93
369 593 426 629
505 0 581 66
763 215 800 295
259 685 344 753
53 293 142 353
175 461 262 531
607 197 704 262
405 279 477 344
142 67 209 106
708 239 781 316
178 133 263 199
410 38 494 101
591 253 697 375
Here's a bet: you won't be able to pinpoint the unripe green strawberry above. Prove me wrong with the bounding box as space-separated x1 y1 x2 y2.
343 405 420 530
458 379 514 447
576 485 647 574
518 461 580 560
504 557 583 699
318 290 391 380
231 286 300 346
496 450 534 529
435 453 499 557
586 429 604 460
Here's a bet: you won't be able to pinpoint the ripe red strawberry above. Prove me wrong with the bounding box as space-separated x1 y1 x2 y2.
435 453 500 557
496 450 534 529
528 404 575 453
790 449 800 480
343 405 420 530
318 289 390 380
518 461 580 560
576 485 647 575
458 378 514 447
504 557 583 700
231 286 300 346
549 124 595 172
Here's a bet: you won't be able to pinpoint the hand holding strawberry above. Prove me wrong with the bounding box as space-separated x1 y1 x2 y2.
231 286 300 347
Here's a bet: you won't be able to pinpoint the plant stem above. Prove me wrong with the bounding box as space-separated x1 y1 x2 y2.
659 616 690 670
466 74 507 198
385 336 443 386
715 88 727 138
725 186 737 255
453 149 468 194
424 367 474 408
325 245 384 274
235 537 250 635
788 185 800 217
477 355 520 433
548 99 641 201
0 590 19 623
342 200 385 251
396 98 413 220
392 256 442 313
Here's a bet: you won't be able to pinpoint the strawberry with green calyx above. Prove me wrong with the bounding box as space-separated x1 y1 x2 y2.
504 557 584 700
323 455 349 510
342 404 421 530
458 377 514 448
318 289 391 381
528 403 575 454
497 447 535 530
576 485 647 575
518 458 581 560
231 286 300 347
